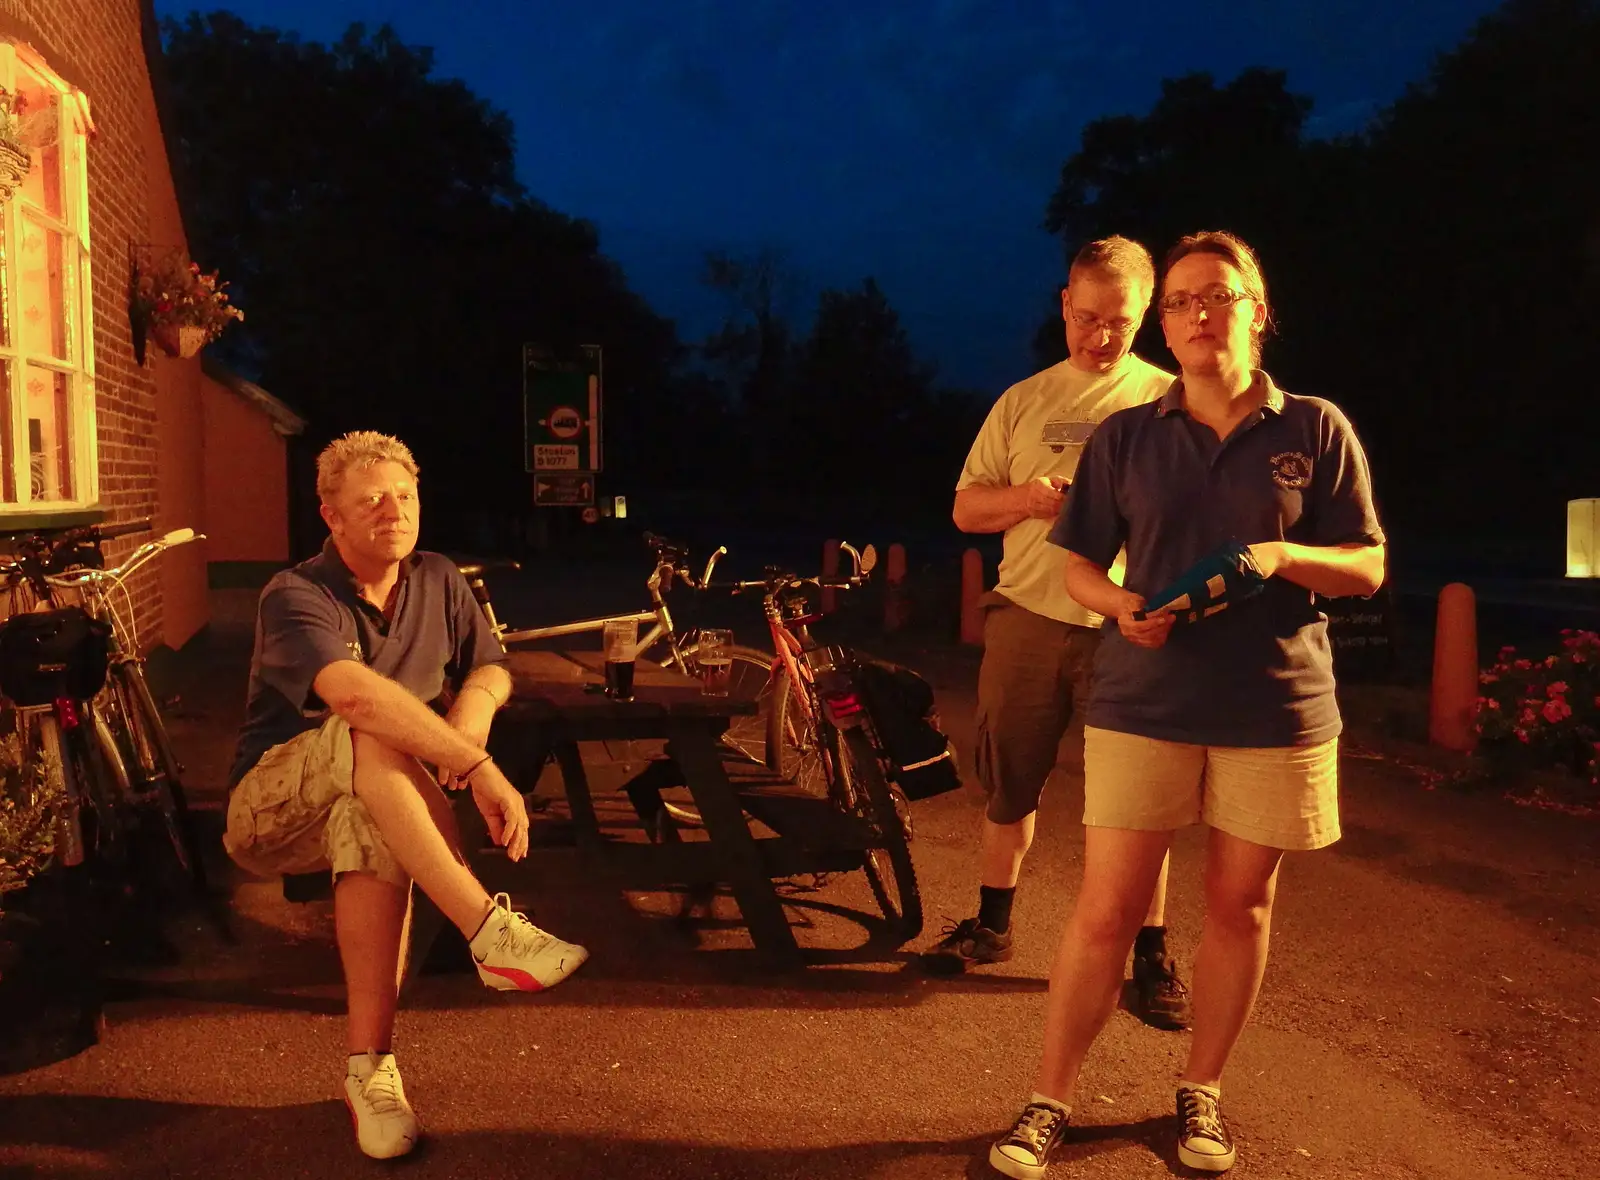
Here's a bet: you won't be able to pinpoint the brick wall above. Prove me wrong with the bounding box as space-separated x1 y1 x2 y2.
3 0 202 649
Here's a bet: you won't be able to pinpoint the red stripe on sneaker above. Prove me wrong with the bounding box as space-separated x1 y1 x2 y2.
479 962 548 991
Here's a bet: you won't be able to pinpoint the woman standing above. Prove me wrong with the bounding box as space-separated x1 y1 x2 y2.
989 231 1385 1177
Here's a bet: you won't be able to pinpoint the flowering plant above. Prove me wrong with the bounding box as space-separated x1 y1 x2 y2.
0 86 26 145
132 253 244 342
0 732 58 907
1474 629 1600 792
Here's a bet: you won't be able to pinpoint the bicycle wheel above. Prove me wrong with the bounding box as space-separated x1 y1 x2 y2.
678 642 775 764
766 668 830 797
108 662 209 895
831 725 922 943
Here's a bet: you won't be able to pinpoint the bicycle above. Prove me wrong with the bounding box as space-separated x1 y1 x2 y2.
456 532 778 767
718 542 923 942
0 521 211 909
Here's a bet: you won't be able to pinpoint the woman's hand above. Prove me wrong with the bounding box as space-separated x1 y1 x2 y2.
1114 590 1175 649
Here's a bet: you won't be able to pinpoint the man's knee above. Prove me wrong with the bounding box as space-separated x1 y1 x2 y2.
326 794 409 887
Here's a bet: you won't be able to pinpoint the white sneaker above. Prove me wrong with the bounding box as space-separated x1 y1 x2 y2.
343 1053 419 1159
469 892 589 991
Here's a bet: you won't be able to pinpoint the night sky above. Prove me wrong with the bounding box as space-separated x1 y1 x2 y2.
154 1 1506 393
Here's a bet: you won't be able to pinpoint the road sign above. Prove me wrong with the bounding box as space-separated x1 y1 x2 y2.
524 345 602 472
533 444 580 471
533 474 595 507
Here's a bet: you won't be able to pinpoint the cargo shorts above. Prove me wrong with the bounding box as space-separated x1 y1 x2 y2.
973 594 1100 825
222 716 407 887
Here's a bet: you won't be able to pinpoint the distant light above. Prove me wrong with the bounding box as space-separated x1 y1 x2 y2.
614 495 627 520
1568 499 1599 578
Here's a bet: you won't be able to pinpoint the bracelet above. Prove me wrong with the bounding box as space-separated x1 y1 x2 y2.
462 683 502 708
462 753 493 781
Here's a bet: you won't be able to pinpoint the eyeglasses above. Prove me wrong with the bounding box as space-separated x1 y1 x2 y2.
1159 287 1254 317
1067 304 1137 338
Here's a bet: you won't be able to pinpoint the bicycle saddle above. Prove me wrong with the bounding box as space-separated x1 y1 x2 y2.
455 557 522 579
643 532 688 561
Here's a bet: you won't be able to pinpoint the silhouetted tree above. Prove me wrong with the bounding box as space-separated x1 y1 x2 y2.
159 14 678 545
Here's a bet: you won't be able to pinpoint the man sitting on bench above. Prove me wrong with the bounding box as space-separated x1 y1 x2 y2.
223 430 587 1160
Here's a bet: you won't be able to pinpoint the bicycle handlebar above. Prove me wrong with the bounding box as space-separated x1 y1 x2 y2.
714 539 877 597
97 518 153 541
46 527 205 589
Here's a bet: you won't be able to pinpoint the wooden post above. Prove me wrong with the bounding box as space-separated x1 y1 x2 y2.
821 538 840 613
959 548 984 646
1429 582 1479 752
884 543 908 632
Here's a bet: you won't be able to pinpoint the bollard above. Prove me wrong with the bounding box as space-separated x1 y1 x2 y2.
959 548 984 646
884 543 908 632
1428 582 1479 752
821 538 840 613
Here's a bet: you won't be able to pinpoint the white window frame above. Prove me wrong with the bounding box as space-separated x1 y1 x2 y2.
0 41 95 515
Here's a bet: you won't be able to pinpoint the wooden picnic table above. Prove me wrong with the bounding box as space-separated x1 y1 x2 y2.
400 649 877 987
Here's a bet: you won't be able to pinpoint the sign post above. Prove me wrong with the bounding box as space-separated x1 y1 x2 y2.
524 344 603 481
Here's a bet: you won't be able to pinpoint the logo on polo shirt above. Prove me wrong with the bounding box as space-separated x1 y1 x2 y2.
1269 451 1314 490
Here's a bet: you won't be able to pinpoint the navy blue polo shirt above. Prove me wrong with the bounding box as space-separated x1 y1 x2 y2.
229 541 506 787
1047 372 1384 747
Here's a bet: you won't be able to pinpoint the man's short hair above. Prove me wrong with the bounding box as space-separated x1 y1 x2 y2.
316 431 420 503
1068 235 1157 296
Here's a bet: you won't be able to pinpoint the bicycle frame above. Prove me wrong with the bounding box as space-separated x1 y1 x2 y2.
494 545 729 675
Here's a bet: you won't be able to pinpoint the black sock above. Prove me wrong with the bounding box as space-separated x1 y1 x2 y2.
978 886 1015 934
1134 925 1167 959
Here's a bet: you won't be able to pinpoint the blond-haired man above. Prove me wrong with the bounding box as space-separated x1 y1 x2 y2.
925 237 1188 1029
223 431 586 1160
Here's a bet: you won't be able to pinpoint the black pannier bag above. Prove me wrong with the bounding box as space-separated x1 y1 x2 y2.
854 657 962 800
0 606 112 707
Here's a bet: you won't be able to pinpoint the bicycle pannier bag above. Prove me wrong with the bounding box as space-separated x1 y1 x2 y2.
855 657 962 801
0 606 112 707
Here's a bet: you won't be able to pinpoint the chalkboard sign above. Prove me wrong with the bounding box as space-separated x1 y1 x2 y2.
1323 585 1398 683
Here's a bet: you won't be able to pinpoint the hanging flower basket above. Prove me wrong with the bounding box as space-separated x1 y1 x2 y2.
150 321 209 360
0 86 32 203
0 138 28 202
129 250 244 364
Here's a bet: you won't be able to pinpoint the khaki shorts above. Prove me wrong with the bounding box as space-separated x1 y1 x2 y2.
222 716 407 886
1082 726 1341 851
974 595 1100 825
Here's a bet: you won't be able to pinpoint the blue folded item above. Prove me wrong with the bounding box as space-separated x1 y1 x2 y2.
1131 540 1269 623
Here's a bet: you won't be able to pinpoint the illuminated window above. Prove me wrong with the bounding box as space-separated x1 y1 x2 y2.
0 43 94 512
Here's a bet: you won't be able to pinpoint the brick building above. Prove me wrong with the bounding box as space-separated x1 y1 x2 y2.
0 0 298 652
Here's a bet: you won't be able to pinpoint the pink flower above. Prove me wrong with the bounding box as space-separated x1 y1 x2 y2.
1549 681 1569 697
1515 728 1531 743
1543 698 1572 723
1520 708 1538 726
1514 659 1533 671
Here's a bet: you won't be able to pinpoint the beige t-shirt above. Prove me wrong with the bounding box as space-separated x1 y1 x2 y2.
956 355 1173 626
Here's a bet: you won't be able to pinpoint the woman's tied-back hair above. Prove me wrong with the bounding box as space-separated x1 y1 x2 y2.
1162 230 1274 362
1068 235 1157 298
316 431 420 503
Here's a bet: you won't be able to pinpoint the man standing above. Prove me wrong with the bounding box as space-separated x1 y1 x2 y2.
223 431 588 1160
923 237 1189 1030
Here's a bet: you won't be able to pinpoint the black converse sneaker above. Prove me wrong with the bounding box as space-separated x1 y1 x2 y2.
989 1101 1069 1180
921 917 1013 975
1176 1086 1236 1172
1131 949 1191 1030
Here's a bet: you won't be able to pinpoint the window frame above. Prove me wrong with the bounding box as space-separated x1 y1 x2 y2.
0 41 96 516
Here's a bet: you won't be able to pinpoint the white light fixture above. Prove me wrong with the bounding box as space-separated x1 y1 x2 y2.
1567 499 1600 578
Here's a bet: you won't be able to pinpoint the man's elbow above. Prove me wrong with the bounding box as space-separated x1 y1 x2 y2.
1355 545 1387 597
951 499 976 533
314 661 378 722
